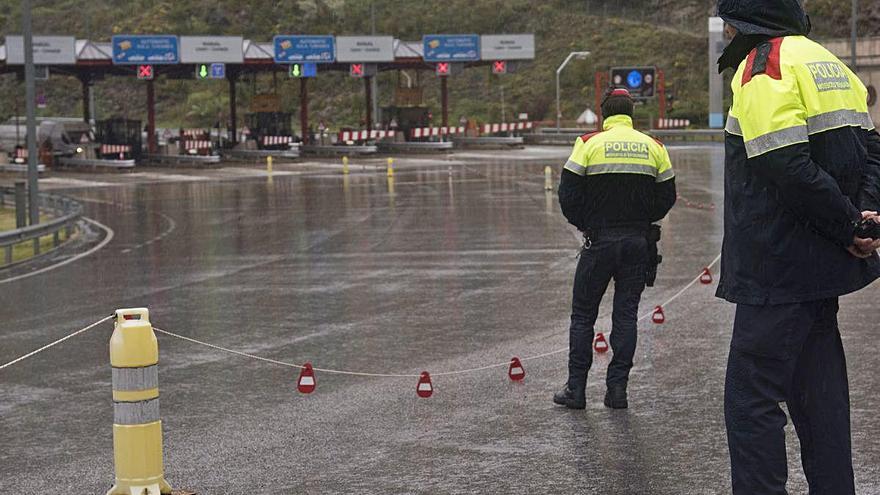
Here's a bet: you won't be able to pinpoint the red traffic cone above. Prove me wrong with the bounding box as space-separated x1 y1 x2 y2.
652 305 665 324
416 371 433 398
297 362 316 394
700 267 713 285
508 357 525 382
594 333 609 353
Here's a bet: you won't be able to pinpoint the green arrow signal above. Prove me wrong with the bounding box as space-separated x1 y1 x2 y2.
291 64 301 78
198 64 209 79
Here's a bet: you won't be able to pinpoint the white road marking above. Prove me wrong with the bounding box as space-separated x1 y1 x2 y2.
0 217 114 285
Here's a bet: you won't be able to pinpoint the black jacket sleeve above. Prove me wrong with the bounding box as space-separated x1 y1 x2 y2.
648 178 677 223
858 129 880 212
752 142 861 247
558 169 587 231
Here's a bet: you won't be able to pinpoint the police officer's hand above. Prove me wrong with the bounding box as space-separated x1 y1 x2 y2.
847 211 880 258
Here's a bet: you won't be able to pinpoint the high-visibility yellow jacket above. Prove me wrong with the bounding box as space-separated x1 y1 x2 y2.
564 115 675 183
720 35 880 304
558 115 676 231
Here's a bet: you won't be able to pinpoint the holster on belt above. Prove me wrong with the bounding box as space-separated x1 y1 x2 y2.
645 224 662 287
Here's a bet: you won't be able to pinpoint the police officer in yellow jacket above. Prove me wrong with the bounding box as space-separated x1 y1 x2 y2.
717 0 880 493
554 88 676 410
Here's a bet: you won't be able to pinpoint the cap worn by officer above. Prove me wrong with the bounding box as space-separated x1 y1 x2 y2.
601 88 635 119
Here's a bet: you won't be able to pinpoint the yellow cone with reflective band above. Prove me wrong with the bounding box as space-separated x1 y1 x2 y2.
107 308 172 495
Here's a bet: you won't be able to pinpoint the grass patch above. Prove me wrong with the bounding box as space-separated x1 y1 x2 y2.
0 207 71 266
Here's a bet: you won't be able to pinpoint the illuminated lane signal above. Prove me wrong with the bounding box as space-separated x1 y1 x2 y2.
349 63 376 78
196 63 226 80
290 62 318 78
492 60 507 74
137 64 154 80
350 63 364 77
436 62 450 76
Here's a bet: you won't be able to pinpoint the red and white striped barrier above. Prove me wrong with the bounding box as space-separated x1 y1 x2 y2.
183 140 212 152
410 126 465 139
338 130 397 143
261 136 293 146
100 144 132 155
656 118 691 129
481 122 533 135
14 148 28 159
182 128 209 138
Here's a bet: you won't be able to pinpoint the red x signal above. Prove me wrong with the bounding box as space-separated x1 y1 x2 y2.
436 63 450 76
493 60 507 74
137 65 154 80
350 63 364 77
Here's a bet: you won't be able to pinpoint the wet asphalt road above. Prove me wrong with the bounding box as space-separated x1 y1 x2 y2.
1 145 879 494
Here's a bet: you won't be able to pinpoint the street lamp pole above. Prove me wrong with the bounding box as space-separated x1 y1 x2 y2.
850 0 858 69
556 51 590 132
22 0 39 226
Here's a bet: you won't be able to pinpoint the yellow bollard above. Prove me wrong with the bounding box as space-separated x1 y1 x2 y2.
342 156 349 175
107 308 173 495
266 155 273 175
386 157 394 177
544 166 553 191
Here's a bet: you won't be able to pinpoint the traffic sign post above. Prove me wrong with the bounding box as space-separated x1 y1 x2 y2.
289 63 317 78
349 63 377 78
273 36 335 64
137 64 154 80
610 66 657 100
112 35 179 64
196 63 226 80
423 35 480 62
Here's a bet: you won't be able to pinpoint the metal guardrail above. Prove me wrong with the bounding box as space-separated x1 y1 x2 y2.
0 187 83 266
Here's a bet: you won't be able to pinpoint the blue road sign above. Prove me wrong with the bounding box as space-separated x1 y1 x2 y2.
423 35 480 62
627 70 643 89
274 36 335 64
112 35 179 65
211 63 226 79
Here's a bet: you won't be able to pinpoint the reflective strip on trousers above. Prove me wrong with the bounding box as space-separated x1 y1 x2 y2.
114 398 160 425
112 365 159 391
744 125 809 158
564 160 587 176
807 109 875 135
584 162 658 177
726 115 743 136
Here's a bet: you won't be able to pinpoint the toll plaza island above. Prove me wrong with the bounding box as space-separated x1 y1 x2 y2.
2 4 880 495
0 33 537 168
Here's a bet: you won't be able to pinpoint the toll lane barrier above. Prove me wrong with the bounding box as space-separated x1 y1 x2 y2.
481 122 534 135
261 135 293 147
183 140 212 153
338 130 397 144
410 127 464 139
655 118 691 129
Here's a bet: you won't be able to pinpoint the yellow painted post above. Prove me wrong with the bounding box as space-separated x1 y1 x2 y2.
544 166 553 191
342 156 349 175
107 308 172 495
386 157 394 177
266 155 273 175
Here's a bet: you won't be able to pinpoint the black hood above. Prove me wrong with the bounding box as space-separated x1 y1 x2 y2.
717 0 811 37
716 0 811 72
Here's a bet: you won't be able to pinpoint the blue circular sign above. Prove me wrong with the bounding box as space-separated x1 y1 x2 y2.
627 70 643 89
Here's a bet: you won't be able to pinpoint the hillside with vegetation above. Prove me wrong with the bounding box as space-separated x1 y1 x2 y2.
0 0 874 130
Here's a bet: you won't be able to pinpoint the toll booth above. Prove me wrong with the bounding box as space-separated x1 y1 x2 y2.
178 128 214 155
95 118 142 160
245 112 295 150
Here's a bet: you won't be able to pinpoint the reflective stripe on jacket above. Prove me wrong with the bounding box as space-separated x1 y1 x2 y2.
719 35 880 305
564 115 674 183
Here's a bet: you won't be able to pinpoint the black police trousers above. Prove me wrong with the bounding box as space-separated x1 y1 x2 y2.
567 231 648 394
725 298 854 495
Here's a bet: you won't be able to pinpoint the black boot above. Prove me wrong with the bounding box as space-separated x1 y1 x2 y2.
553 385 586 410
604 384 628 409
